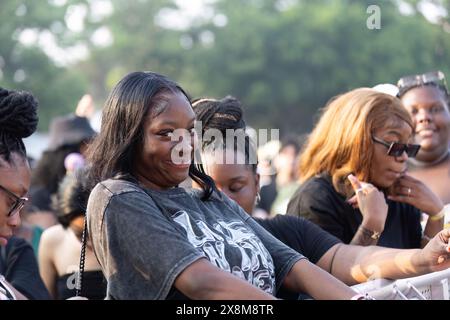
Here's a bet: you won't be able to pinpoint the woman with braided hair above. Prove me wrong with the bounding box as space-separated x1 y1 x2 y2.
0 87 50 300
85 71 358 300
192 95 450 296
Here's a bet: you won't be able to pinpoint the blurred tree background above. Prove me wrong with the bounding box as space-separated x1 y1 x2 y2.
1 0 449 133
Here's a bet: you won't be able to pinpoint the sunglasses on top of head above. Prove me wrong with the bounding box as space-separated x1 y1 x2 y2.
397 71 449 97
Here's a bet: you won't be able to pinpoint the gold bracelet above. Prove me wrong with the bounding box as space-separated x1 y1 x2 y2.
359 225 381 240
429 205 447 221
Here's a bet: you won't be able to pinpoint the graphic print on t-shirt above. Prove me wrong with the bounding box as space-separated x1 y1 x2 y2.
172 210 275 294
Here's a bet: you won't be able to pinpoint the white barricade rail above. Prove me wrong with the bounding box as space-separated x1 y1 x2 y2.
351 268 450 300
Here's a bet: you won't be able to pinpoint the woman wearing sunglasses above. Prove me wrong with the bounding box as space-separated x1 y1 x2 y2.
0 87 50 300
287 88 444 248
193 95 450 291
397 72 450 221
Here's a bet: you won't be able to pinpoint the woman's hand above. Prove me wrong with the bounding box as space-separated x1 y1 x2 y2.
347 174 388 233
388 174 444 217
418 229 450 272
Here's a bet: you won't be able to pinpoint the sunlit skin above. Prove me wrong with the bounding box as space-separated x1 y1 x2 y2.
401 86 450 162
400 86 450 204
202 150 259 214
134 92 196 190
369 120 412 189
38 212 102 298
0 153 31 246
200 139 450 288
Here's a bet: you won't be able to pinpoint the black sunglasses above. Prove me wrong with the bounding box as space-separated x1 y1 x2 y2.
372 136 421 158
0 185 28 218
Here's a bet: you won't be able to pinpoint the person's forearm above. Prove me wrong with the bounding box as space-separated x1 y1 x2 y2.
189 272 276 300
283 259 356 300
349 225 380 246
175 258 276 300
423 218 444 243
332 245 428 285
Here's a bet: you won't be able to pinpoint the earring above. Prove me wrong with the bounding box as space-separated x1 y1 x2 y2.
256 192 261 204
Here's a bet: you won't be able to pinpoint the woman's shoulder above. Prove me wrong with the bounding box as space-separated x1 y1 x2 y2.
92 178 145 197
292 174 336 199
88 179 160 218
39 225 66 249
287 174 342 215
303 174 333 189
89 179 152 209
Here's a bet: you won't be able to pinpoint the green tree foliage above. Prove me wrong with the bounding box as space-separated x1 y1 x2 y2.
1 0 450 134
0 0 88 130
180 0 450 132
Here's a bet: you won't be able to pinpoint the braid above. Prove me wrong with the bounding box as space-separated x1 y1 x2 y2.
193 96 246 134
0 87 38 163
192 96 257 173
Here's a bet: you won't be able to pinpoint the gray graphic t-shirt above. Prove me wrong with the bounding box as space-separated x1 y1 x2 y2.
87 179 304 300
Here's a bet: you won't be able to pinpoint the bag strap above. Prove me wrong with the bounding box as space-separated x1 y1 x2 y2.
0 245 6 275
76 215 88 297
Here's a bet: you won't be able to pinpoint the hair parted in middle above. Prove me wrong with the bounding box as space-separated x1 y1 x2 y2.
298 88 413 196
86 71 217 199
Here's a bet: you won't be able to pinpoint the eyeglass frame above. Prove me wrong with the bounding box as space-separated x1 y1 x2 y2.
0 185 28 218
397 71 449 97
372 136 421 158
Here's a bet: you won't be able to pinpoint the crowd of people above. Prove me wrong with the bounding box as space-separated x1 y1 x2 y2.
0 70 449 300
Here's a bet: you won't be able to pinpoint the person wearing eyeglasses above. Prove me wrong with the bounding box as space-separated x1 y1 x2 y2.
397 71 450 227
0 87 50 300
287 88 444 248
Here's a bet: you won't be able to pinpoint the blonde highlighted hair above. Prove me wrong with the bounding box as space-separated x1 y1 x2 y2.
299 88 413 197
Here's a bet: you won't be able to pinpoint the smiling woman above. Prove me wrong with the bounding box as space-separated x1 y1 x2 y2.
84 71 358 300
397 71 450 205
287 88 444 249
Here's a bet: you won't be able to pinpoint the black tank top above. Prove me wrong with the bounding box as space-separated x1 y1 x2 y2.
57 270 106 300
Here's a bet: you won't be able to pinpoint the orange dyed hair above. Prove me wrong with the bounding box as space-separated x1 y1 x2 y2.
298 88 413 196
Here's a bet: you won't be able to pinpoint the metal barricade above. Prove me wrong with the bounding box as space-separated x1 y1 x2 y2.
352 268 450 300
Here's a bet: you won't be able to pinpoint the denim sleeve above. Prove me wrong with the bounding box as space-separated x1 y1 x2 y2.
96 190 205 300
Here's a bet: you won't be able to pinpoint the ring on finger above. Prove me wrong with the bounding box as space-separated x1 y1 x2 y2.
356 186 369 195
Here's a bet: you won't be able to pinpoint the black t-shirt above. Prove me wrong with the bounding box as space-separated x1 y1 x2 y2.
255 215 341 300
255 215 341 264
0 237 50 300
287 174 422 249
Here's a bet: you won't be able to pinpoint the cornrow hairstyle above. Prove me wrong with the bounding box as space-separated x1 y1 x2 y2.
192 95 257 174
86 71 218 200
0 87 38 164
